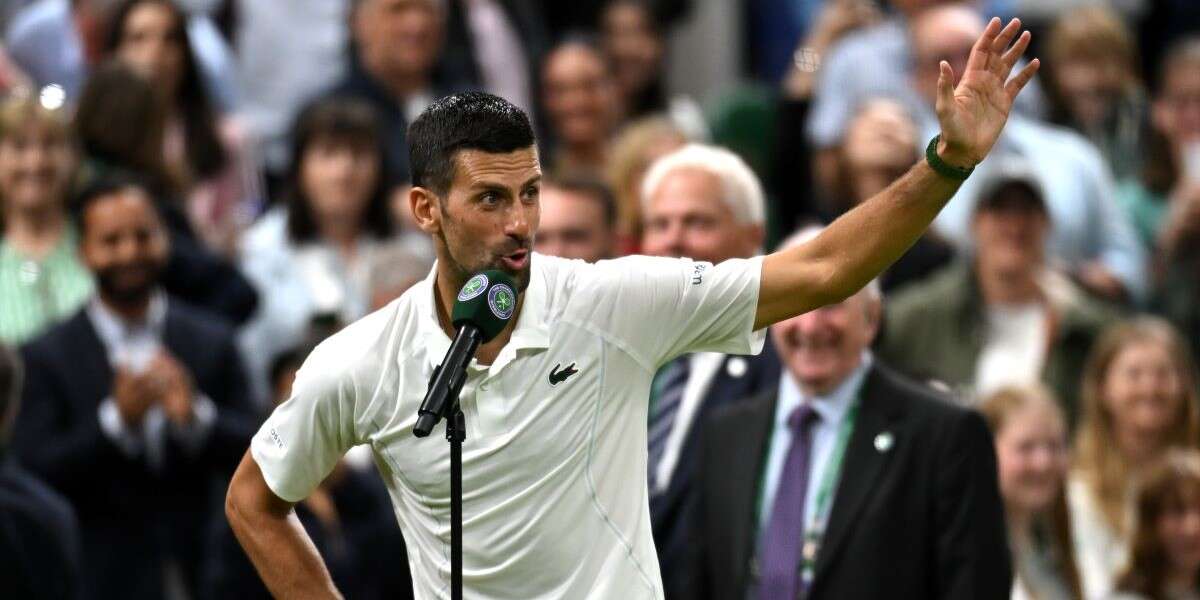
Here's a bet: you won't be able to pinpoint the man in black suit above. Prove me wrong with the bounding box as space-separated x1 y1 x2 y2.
13 177 259 600
640 144 782 598
691 229 1011 600
0 343 82 600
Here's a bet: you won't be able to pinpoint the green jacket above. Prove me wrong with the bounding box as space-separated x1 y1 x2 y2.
878 262 1119 425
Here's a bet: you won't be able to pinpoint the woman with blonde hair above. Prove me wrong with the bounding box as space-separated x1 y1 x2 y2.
604 115 685 254
981 385 1083 600
1070 317 1200 598
1111 450 1200 600
0 93 91 344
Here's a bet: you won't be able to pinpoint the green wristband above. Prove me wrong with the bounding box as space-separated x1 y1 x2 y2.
925 135 974 180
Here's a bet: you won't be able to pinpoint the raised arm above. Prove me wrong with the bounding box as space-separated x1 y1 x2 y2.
755 17 1040 329
225 451 343 599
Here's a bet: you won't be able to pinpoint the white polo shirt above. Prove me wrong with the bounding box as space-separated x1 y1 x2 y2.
251 252 765 599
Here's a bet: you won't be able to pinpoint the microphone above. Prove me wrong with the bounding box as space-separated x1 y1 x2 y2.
413 270 519 437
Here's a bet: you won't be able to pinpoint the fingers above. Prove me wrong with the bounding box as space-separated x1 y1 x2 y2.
1005 58 1041 101
965 17 1001 73
990 17 1022 56
937 61 956 111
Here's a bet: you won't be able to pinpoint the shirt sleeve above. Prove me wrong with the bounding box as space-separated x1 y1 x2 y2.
249 344 360 503
585 255 766 369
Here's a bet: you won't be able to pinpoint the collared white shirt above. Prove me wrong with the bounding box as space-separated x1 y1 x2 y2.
252 253 765 599
758 352 873 533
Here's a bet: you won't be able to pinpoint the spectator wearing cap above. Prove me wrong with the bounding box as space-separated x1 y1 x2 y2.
0 342 83 600
12 176 258 600
880 157 1117 420
905 4 1148 304
533 175 618 263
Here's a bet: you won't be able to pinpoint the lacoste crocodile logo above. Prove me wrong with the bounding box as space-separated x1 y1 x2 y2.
549 363 579 386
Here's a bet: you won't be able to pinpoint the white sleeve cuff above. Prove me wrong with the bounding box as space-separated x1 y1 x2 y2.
97 398 143 457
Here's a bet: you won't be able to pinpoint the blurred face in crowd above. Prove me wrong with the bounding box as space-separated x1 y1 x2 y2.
542 43 621 149
602 1 664 100
772 287 880 396
0 121 74 216
641 167 762 264
300 135 380 232
1053 54 1129 128
971 186 1049 283
911 6 982 108
1103 339 1184 449
841 99 918 202
80 188 170 307
534 184 614 263
1153 56 1200 148
889 0 952 18
994 401 1069 518
414 147 540 291
1158 486 1200 581
354 0 444 84
115 1 186 98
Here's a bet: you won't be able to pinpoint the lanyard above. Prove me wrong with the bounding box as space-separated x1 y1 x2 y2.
799 398 859 583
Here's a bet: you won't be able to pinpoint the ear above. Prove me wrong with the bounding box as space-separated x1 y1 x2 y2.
409 186 441 235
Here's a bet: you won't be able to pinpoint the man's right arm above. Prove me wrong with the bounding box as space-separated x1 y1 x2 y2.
225 450 343 599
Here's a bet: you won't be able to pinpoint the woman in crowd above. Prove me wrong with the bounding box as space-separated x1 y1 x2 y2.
104 0 260 255
238 97 396 405
0 93 91 344
1111 450 1200 600
604 115 686 254
1070 317 1200 598
540 36 623 176
981 385 1083 600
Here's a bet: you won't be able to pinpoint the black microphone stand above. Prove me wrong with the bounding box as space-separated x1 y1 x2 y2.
447 405 465 600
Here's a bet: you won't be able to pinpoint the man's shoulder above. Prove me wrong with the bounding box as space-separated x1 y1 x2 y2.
866 362 975 426
20 307 89 360
886 263 970 317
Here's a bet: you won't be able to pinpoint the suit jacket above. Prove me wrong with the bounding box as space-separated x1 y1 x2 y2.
0 454 82 600
692 362 1011 600
654 338 781 599
12 300 259 600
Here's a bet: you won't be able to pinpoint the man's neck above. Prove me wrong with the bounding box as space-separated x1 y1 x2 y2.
977 261 1042 305
99 292 153 323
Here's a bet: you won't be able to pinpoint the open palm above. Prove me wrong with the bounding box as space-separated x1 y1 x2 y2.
936 18 1041 167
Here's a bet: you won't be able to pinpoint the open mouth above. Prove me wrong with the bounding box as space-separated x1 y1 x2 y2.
499 249 529 271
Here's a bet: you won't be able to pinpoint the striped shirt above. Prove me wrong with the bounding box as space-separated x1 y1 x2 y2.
0 227 93 344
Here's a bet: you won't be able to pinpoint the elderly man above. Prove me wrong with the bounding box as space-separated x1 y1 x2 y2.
691 228 1010 600
639 144 783 598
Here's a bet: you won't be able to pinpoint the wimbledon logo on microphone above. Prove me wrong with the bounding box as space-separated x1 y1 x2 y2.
458 274 488 302
488 284 516 320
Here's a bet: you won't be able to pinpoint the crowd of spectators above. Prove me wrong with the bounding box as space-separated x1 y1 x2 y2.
0 0 1199 598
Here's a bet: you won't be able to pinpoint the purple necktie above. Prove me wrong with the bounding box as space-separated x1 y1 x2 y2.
757 404 820 600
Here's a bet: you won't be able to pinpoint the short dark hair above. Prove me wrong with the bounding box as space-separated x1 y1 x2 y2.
284 97 394 243
545 173 617 228
0 344 21 437
71 172 159 237
407 92 536 195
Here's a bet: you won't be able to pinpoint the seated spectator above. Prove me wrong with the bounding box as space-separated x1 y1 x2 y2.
203 343 413 600
0 93 92 344
12 175 258 600
534 174 617 263
324 0 464 186
1044 6 1150 182
1111 450 1200 600
906 5 1148 304
881 159 1116 416
0 342 82 600
691 227 1009 599
238 98 396 407
1069 317 1200 599
367 239 434 312
541 36 623 176
980 385 1083 600
605 115 686 253
74 61 260 325
105 0 263 256
599 0 705 138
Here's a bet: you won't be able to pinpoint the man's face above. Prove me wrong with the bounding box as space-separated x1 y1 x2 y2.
80 189 170 305
420 147 541 291
971 191 1048 279
354 0 443 82
602 2 663 98
1053 56 1128 128
771 291 880 396
534 185 614 263
641 168 760 264
542 45 620 148
911 9 981 107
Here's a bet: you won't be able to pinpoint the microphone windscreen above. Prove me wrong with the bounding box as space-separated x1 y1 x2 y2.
451 270 519 343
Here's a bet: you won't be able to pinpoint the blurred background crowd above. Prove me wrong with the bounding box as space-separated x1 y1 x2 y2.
0 0 1199 599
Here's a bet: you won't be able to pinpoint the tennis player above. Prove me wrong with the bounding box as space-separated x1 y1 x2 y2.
227 18 1040 599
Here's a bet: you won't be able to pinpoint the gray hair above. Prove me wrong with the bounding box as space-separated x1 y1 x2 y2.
640 144 765 225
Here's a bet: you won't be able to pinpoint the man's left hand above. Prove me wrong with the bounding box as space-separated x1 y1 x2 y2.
152 352 196 427
935 17 1040 168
